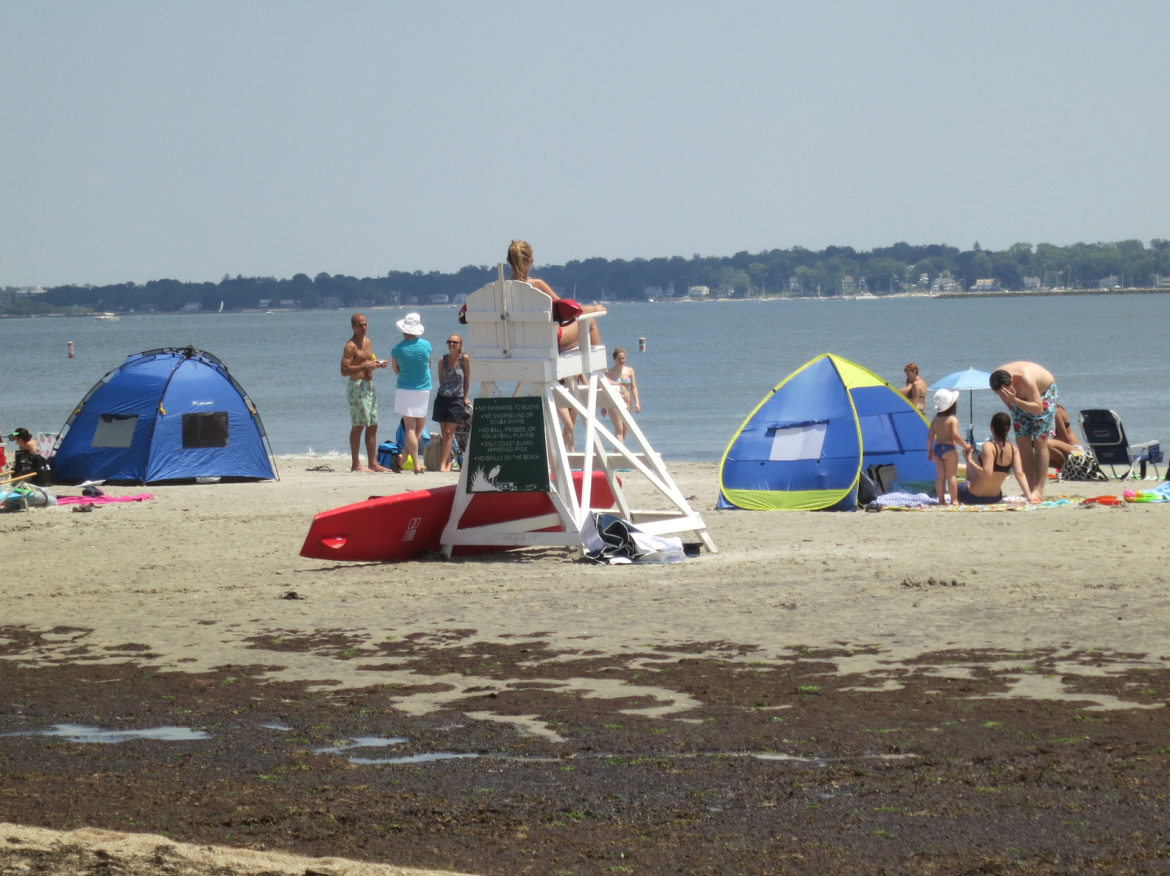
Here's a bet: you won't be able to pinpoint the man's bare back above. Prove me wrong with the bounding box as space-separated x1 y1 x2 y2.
990 361 1057 502
994 361 1054 403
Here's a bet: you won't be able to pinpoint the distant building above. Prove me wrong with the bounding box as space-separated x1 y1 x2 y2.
971 279 1000 292
429 294 450 304
258 298 272 308
687 285 709 298
1155 275 1170 289
1098 275 1121 289
279 299 299 307
13 285 47 300
0 290 12 306
643 285 663 299
931 274 960 293
841 276 859 292
1023 276 1042 290
918 273 930 286
319 296 343 309
788 277 803 294
180 301 202 312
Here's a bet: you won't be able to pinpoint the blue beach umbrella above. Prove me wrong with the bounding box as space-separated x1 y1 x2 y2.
929 368 992 436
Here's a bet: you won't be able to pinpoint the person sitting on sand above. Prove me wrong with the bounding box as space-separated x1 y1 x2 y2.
960 412 1033 504
899 363 928 414
10 428 38 455
1047 405 1084 470
507 240 605 351
927 389 972 506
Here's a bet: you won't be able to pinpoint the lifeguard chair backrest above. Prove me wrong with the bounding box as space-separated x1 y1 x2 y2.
464 266 605 385
464 275 558 363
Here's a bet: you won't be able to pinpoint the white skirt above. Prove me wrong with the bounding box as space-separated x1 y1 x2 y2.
394 388 430 418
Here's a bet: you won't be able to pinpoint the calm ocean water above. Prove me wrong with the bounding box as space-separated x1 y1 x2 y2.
2 294 1167 462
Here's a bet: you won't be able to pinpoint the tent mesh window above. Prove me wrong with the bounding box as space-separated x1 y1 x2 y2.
182 411 230 448
91 414 139 448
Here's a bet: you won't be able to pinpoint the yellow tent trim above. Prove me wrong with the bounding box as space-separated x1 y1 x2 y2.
719 486 855 512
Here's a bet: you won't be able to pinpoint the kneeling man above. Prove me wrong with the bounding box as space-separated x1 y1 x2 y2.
990 361 1056 501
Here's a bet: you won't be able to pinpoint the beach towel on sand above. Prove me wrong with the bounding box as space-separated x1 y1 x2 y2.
581 512 685 564
56 493 155 506
884 495 1075 512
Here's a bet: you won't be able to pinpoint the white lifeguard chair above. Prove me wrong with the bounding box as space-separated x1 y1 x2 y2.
440 265 716 556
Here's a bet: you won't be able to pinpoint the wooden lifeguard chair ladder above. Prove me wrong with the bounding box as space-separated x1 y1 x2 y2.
440 266 716 556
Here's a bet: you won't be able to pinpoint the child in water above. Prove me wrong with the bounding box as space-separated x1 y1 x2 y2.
927 389 972 506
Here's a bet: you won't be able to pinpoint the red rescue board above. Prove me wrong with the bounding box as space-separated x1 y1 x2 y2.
300 471 617 562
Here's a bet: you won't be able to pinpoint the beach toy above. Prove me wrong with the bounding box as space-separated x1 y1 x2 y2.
1125 493 1155 503
1083 495 1122 505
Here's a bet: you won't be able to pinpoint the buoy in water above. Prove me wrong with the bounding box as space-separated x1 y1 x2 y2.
638 337 646 352
67 341 75 358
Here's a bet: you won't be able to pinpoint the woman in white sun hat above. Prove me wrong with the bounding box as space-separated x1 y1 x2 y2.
391 313 432 474
926 387 972 506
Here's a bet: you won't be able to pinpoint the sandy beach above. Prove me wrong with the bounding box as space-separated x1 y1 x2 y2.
4 461 1167 679
3 461 1169 874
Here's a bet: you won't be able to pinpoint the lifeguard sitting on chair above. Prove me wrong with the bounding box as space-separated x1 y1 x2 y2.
507 240 604 351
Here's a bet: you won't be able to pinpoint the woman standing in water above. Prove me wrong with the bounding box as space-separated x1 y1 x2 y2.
602 347 640 444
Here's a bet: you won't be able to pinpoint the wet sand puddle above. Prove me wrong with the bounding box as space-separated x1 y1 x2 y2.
0 724 211 743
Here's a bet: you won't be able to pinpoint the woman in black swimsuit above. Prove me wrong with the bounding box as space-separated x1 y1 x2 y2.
960 412 1033 504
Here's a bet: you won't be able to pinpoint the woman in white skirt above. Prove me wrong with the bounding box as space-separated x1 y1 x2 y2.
391 313 433 474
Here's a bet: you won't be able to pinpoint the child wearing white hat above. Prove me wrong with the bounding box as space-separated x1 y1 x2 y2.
927 388 973 506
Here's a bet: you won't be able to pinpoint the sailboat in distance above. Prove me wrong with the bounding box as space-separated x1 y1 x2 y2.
218 301 224 313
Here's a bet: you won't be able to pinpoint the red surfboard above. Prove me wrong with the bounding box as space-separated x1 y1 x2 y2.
300 471 617 562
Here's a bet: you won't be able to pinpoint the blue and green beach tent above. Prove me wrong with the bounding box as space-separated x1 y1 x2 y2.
718 353 933 511
52 346 278 485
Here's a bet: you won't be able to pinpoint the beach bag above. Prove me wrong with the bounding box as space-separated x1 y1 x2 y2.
1060 451 1107 482
424 440 444 472
866 463 898 495
856 470 880 506
376 441 401 470
552 298 583 326
14 450 54 487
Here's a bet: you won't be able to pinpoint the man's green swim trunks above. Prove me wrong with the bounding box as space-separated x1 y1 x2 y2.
347 379 378 427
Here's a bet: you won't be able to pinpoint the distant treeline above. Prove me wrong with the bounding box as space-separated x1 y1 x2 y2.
7 238 1170 315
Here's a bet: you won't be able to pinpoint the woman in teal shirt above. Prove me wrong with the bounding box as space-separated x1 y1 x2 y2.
391 313 433 473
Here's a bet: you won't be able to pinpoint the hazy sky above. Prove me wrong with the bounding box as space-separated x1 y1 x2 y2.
3 1 1168 287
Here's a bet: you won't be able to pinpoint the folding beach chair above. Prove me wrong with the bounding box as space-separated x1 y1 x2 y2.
1078 409 1162 479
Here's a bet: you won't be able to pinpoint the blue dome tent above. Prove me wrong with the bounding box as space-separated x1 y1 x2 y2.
718 353 933 511
52 346 278 485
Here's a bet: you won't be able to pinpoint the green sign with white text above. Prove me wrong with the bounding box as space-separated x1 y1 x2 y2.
465 396 550 493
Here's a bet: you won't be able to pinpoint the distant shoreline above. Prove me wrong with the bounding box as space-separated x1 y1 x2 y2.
934 287 1170 299
4 287 1170 318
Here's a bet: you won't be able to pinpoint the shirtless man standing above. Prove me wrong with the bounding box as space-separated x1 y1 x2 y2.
990 361 1057 501
341 313 390 472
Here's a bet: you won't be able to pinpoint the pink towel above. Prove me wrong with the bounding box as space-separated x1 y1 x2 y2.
57 494 155 505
